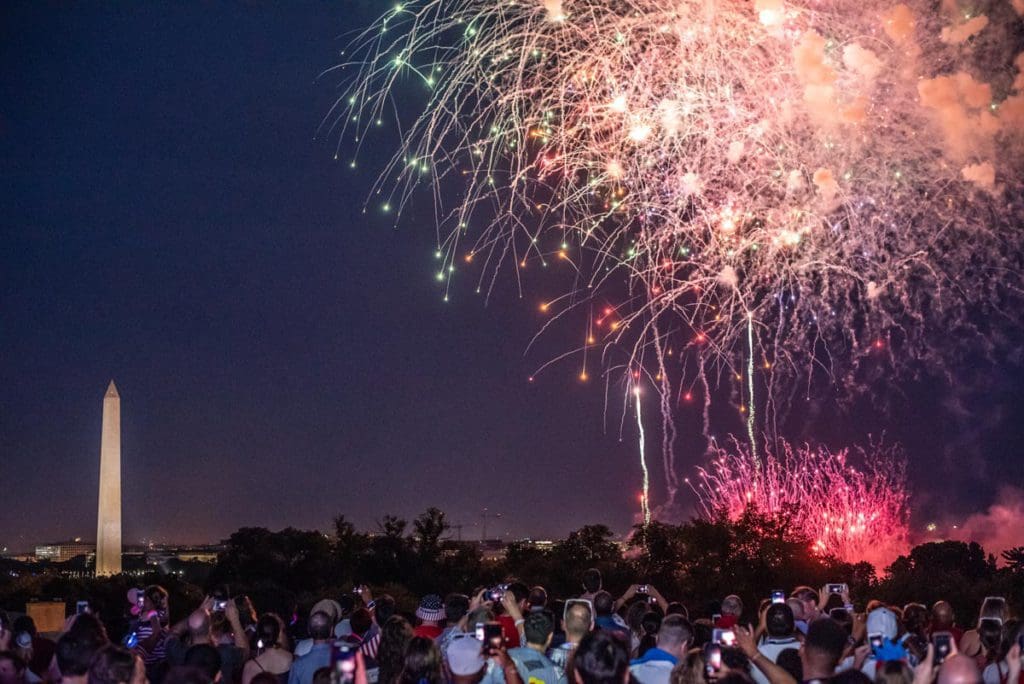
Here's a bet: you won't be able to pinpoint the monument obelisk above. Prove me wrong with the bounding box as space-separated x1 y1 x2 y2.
95 380 122 576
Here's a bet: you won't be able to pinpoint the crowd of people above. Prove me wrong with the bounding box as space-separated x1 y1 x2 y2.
1 570 1021 684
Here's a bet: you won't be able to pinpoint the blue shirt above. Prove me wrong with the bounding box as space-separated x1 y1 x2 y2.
631 648 678 667
288 643 333 684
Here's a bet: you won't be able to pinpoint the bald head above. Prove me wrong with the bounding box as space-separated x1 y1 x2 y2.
309 611 334 641
564 602 593 642
932 601 954 628
938 656 981 684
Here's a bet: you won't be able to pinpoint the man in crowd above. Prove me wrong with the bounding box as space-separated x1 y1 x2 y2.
288 612 334 684
580 570 602 602
548 600 592 671
718 595 744 629
800 618 848 682
930 602 963 643
629 615 693 684
791 588 822 634
56 614 110 684
593 592 629 639
507 612 565 684
751 603 800 684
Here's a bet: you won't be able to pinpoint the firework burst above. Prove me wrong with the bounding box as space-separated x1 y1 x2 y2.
690 439 910 566
331 0 1024 510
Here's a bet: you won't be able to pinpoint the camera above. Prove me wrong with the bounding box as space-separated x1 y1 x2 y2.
827 583 847 595
638 585 649 594
771 590 785 604
486 584 509 603
931 632 952 664
712 628 736 647
332 643 357 684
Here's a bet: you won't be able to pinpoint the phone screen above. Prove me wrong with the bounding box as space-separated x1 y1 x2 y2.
869 634 884 652
704 644 722 674
932 633 951 664
771 590 785 604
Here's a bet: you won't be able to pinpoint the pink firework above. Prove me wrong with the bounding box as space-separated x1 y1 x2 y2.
690 440 909 566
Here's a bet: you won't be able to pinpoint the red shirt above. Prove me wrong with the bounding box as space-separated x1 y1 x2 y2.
414 624 443 640
497 615 521 648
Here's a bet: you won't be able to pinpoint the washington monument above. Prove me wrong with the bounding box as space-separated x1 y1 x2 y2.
96 380 122 576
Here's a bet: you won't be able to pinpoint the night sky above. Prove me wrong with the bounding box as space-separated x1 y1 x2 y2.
2 2 1022 552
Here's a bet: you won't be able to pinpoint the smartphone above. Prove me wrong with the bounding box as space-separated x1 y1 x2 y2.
474 622 485 641
76 600 90 615
869 632 884 652
704 644 723 675
125 631 139 649
332 644 357 684
827 583 847 594
638 585 649 594
713 628 736 647
213 600 227 612
353 585 363 596
771 590 785 604
487 584 509 603
485 618 505 651
932 632 952 664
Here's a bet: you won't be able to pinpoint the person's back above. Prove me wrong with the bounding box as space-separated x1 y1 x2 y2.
753 604 799 684
288 613 334 684
243 615 292 684
508 611 565 684
629 615 692 684
573 631 629 684
548 601 592 672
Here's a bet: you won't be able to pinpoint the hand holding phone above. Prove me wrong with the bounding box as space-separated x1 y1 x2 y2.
932 632 952 665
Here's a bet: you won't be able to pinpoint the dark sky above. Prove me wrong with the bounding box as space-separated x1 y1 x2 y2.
2 2 1022 552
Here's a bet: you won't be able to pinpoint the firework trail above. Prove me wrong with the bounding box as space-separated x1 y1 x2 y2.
689 439 910 566
331 0 1024 512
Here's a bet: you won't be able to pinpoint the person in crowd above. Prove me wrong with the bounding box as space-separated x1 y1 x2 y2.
89 644 147 684
790 589 822 634
134 586 172 683
507 611 566 684
444 632 524 684
800 618 848 682
361 596 396 662
960 598 1010 668
549 600 593 672
625 603 653 657
748 604 800 684
0 653 29 684
636 612 663 660
593 593 629 640
438 595 471 675
494 585 530 649
981 621 1022 684
182 646 222 683
58 615 112 684
930 604 962 644
295 601 343 659
396 637 443 684
10 616 54 682
413 597 446 641
937 652 985 684
166 601 248 684
573 631 630 684
717 598 744 630
242 615 293 684
529 589 549 614
581 571 603 603
375 617 413 684
875 660 912 684
841 607 902 679
287 613 333 684
630 615 693 684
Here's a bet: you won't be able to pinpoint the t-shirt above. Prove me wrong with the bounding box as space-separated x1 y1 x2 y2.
413 624 443 640
508 646 566 684
496 615 521 648
547 643 576 672
629 647 678 684
751 638 801 684
288 643 333 684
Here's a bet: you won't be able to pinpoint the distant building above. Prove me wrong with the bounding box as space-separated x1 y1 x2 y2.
35 539 95 563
